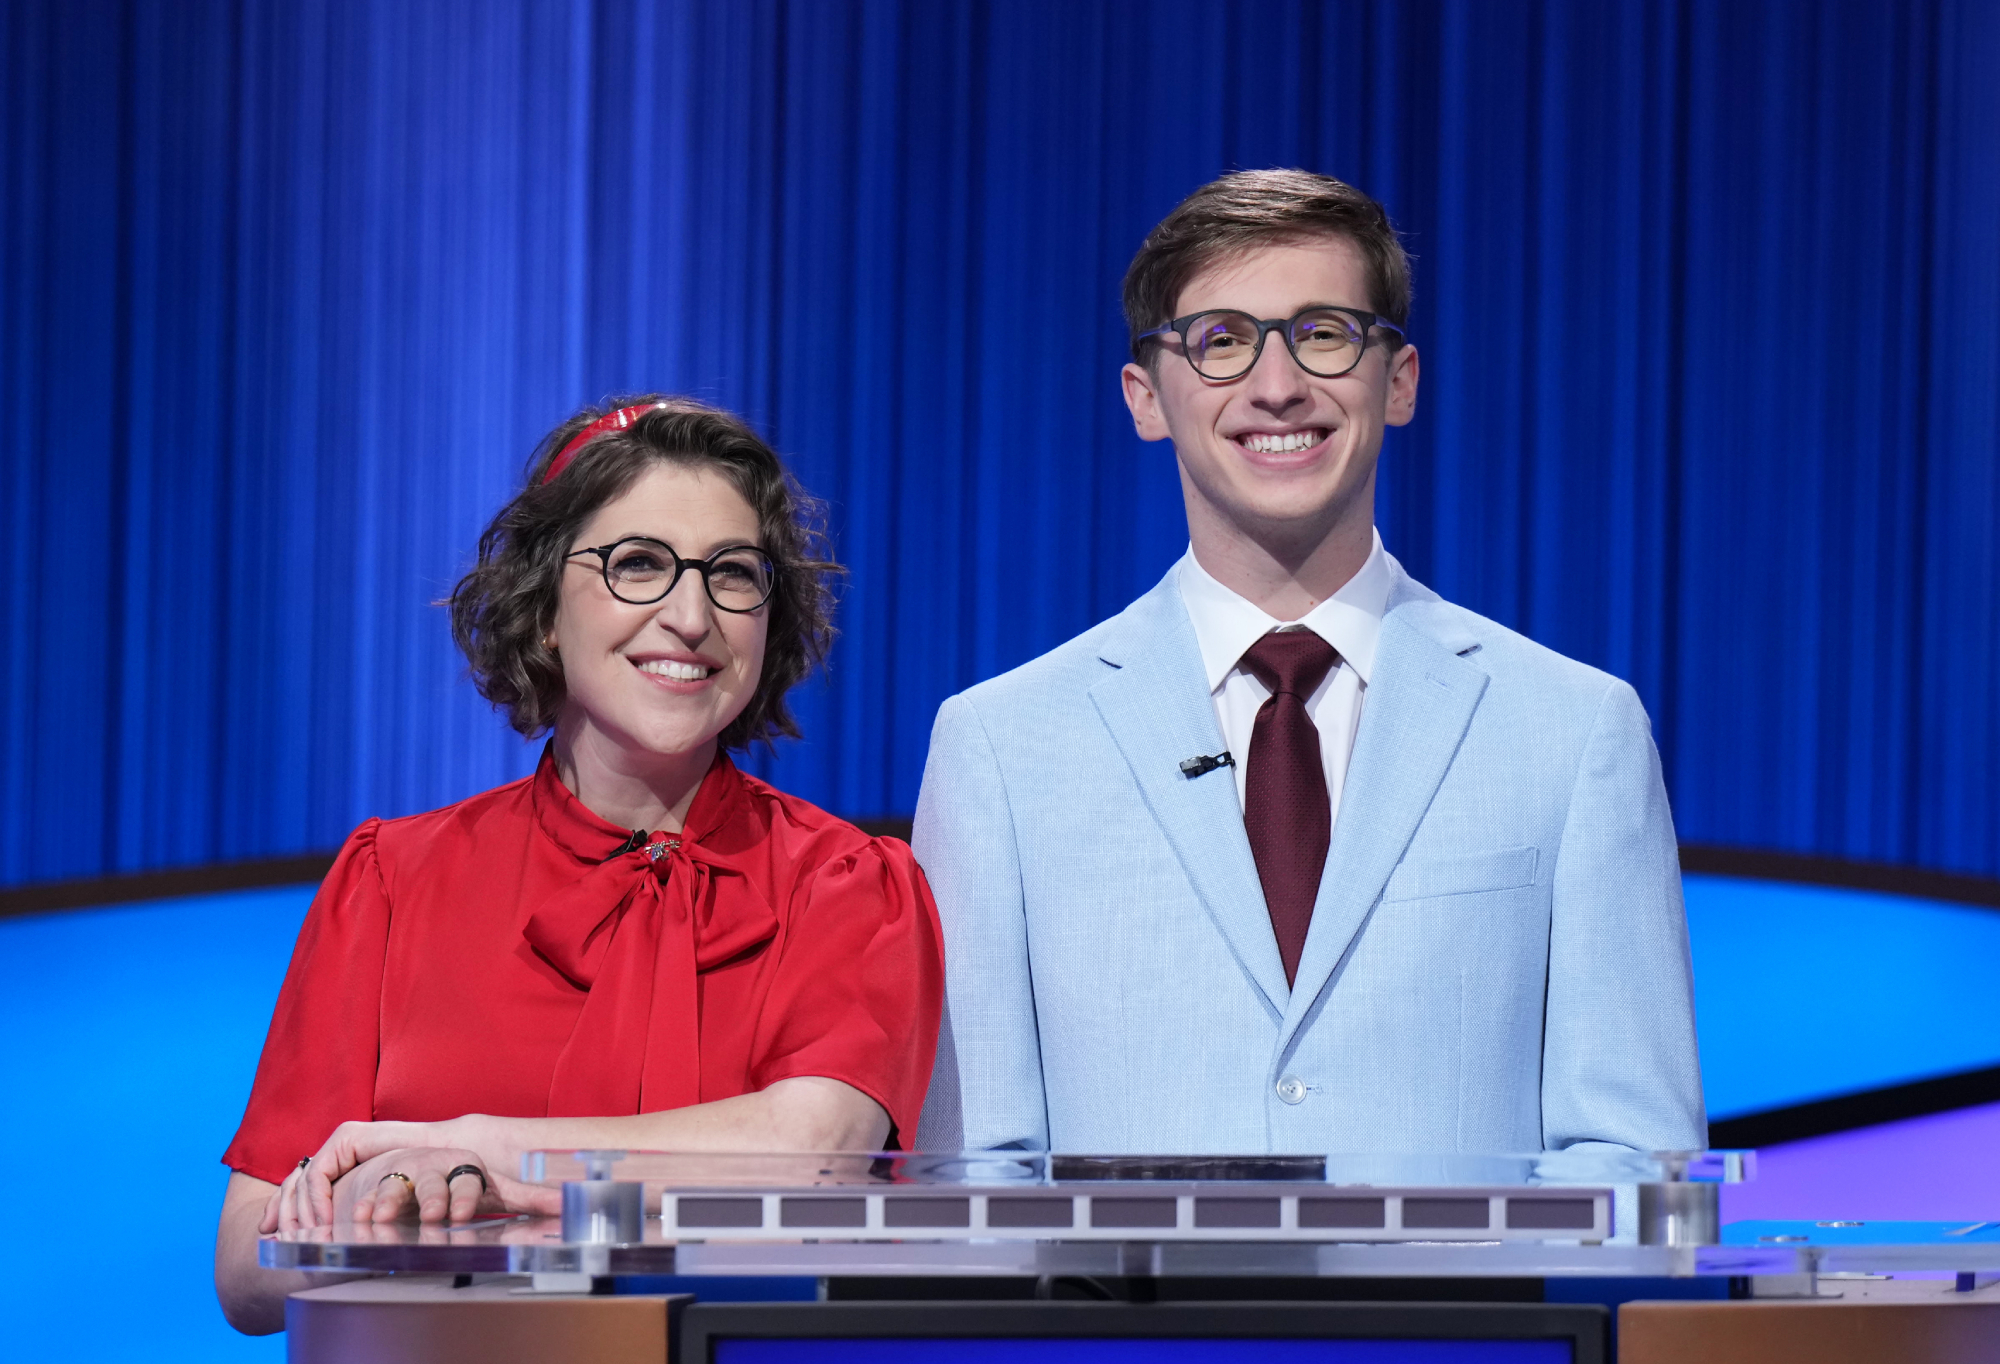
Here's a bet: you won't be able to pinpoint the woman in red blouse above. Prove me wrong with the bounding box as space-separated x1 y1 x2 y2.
214 398 943 1333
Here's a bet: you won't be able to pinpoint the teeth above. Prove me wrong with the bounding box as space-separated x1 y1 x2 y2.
638 659 714 681
1240 429 1324 453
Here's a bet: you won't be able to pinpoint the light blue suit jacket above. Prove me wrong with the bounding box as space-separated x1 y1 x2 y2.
912 561 1705 1155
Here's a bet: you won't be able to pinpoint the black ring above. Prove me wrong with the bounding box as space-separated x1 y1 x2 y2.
443 1163 489 1195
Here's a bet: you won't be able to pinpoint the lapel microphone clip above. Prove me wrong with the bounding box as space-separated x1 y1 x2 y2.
1179 751 1236 779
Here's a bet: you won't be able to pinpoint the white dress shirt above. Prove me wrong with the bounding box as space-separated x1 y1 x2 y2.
1175 530 1392 822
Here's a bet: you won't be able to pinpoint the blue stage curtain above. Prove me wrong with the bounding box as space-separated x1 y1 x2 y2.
2 0 1996 886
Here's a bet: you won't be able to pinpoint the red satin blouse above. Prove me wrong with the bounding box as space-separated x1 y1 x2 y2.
222 748 944 1187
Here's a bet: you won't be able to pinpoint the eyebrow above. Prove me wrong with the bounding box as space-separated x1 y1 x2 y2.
1190 302 1370 315
601 532 766 556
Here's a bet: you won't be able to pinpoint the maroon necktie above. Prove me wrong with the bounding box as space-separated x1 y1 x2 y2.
1241 629 1341 987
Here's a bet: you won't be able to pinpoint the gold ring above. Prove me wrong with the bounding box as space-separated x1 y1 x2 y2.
378 1171 417 1194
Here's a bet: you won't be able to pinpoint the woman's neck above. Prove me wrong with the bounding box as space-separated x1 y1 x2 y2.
551 721 717 835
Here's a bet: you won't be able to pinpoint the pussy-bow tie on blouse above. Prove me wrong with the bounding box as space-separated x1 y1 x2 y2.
525 831 777 1116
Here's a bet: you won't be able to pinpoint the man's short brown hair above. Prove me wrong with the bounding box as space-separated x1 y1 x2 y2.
1122 169 1413 362
448 396 840 749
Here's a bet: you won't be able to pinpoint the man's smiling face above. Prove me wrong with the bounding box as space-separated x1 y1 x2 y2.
1122 236 1419 552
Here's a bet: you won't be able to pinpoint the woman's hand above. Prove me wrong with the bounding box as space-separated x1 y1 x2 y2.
261 1120 426 1232
261 1117 487 1231
332 1146 559 1224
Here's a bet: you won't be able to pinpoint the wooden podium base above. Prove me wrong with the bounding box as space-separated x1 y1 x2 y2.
285 1273 2000 1363
286 1277 683 1364
1621 1279 2000 1364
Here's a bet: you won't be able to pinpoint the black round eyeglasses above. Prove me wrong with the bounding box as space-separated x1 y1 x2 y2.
565 537 777 613
1138 305 1407 381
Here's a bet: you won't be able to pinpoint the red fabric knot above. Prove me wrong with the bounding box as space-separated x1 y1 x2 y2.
524 830 778 1116
1240 628 1341 988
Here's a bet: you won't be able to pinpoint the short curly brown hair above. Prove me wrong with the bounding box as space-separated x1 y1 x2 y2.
448 395 841 749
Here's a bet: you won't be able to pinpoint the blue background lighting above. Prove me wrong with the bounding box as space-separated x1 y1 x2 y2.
0 890 310 1363
1688 878 2000 1119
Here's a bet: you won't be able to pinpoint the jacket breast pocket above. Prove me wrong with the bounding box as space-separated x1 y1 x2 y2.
1381 846 1539 903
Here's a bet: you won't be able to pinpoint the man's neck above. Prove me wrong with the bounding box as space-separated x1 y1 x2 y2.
1185 503 1377 622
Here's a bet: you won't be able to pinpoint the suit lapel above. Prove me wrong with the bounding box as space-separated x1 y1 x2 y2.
1089 578 1292 1019
1278 603 1490 1054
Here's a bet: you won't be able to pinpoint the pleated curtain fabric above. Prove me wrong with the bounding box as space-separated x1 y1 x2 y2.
3 0 1997 887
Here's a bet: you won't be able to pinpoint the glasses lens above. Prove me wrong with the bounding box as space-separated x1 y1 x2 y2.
1183 311 1264 379
1289 309 1368 377
603 539 677 602
704 549 776 611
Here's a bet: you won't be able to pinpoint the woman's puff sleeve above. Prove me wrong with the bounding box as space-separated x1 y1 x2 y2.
220 820 392 1185
748 837 945 1143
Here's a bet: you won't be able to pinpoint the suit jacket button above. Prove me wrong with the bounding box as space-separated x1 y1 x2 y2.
1275 1076 1307 1105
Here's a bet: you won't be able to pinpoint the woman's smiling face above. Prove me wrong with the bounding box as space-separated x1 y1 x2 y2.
548 461 769 761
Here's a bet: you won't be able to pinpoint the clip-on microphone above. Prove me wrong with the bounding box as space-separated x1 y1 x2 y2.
1179 751 1235 779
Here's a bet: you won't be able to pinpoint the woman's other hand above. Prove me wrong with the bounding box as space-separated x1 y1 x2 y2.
266 1117 463 1229
263 1120 432 1230
333 1146 557 1223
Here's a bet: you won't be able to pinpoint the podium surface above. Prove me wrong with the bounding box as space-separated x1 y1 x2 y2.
261 1148 2000 1282
264 1149 2000 1363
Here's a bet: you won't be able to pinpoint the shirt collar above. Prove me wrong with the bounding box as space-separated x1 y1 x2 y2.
1176 527 1392 694
529 741 746 861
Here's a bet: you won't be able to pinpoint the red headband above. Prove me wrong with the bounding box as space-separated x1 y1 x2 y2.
541 402 672 484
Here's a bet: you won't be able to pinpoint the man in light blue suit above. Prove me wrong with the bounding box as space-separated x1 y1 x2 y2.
913 170 1704 1156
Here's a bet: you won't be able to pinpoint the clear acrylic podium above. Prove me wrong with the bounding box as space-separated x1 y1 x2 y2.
259 1147 2000 1286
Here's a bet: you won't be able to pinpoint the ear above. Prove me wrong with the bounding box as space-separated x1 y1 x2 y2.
1121 361 1173 442
1383 343 1420 427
